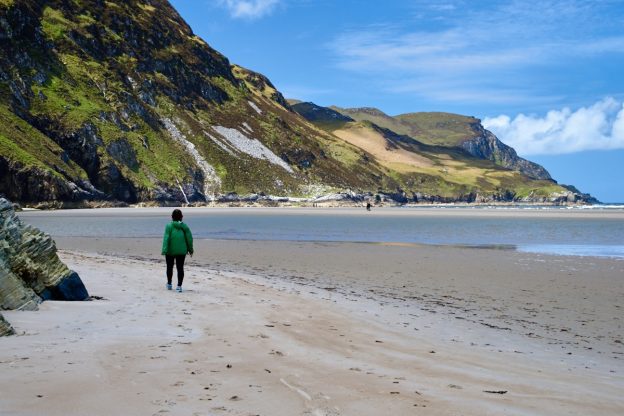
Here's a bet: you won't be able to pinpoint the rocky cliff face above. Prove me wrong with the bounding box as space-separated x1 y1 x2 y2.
460 122 552 181
0 0 392 205
0 0 241 203
0 198 89 335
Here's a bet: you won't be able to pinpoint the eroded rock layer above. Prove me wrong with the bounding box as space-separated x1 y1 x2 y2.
0 197 89 334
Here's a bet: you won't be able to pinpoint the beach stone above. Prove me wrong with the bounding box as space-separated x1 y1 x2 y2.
39 271 89 301
0 313 14 336
0 198 89 335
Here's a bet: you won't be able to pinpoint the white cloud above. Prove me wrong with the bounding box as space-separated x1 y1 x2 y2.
219 0 280 19
328 1 624 105
428 3 456 12
333 28 538 74
483 98 624 155
383 77 564 106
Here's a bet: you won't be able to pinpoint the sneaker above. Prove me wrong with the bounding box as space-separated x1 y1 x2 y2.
176 286 182 292
166 283 172 290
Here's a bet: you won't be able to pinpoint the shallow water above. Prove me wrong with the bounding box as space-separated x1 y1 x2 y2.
19 207 624 259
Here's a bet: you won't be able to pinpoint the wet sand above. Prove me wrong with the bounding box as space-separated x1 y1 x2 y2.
1 234 623 415
55 237 624 365
19 205 624 219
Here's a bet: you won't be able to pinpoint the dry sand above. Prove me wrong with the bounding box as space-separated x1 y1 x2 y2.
1 233 623 415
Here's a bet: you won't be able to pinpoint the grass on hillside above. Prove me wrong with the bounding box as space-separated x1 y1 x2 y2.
395 112 479 146
0 106 88 180
328 119 568 197
231 65 281 104
41 6 71 41
304 118 351 132
333 107 481 147
332 106 413 137
29 53 111 129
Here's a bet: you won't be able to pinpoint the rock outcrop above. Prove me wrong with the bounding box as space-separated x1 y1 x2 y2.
460 123 552 181
0 313 13 336
291 102 354 126
231 64 291 109
0 198 89 335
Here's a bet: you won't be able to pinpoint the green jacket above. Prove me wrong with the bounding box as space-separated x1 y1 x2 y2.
161 221 193 256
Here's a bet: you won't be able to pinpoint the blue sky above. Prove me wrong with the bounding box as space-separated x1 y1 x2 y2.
169 0 624 202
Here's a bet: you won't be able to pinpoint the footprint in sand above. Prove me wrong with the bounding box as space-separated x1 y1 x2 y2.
151 399 176 407
281 379 340 415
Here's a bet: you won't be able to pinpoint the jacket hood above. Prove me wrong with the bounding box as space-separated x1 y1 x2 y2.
172 221 185 229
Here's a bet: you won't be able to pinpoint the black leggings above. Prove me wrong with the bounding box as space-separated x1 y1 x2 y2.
166 255 186 286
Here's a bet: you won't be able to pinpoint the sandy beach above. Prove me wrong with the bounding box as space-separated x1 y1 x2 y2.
1 221 623 415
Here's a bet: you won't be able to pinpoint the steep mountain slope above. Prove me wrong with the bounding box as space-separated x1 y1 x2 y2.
0 0 393 205
330 121 558 201
333 107 551 180
296 102 589 202
0 1 592 204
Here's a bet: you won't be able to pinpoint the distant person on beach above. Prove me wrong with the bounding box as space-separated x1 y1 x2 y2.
366 202 371 211
161 209 193 292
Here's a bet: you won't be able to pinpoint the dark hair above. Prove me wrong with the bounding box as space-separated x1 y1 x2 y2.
171 209 183 221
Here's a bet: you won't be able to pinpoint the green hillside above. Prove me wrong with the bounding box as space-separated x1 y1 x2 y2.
0 0 395 204
334 107 483 146
329 106 554 182
394 112 481 146
0 1 594 205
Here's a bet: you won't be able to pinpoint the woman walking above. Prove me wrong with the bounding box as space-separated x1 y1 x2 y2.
161 209 194 292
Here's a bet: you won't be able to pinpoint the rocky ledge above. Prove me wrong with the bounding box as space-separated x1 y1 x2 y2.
0 198 89 335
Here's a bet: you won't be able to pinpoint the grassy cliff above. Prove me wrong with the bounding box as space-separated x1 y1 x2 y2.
0 0 396 204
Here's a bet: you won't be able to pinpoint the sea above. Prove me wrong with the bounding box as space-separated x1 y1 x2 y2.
17 205 624 259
